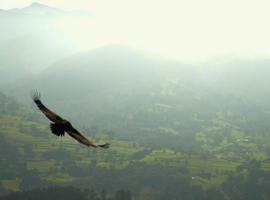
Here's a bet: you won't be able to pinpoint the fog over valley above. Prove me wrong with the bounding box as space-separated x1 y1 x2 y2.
0 2 270 200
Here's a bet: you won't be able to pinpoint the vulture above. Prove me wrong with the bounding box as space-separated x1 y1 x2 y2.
32 92 110 149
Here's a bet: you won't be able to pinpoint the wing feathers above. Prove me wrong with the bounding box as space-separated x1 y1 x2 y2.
67 127 98 148
67 127 110 148
32 92 63 123
31 91 110 149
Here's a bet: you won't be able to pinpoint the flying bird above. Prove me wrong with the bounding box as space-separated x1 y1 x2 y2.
32 92 110 148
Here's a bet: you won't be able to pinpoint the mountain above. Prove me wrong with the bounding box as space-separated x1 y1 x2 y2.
0 3 92 16
0 3 92 85
6 45 169 122
8 3 62 15
198 59 270 106
0 2 92 44
8 46 270 140
0 35 75 85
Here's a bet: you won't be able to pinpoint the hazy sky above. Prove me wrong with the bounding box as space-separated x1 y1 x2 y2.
1 0 270 62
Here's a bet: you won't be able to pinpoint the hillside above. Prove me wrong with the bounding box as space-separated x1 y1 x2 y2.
1 70 270 199
7 47 270 151
1 1 270 200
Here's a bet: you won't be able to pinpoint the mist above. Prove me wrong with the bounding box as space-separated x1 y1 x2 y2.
0 1 269 200
3 0 270 62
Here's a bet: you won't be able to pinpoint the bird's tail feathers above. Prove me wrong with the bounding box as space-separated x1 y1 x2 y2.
98 143 110 149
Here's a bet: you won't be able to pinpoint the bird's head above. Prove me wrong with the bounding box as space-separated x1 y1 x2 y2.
64 121 72 128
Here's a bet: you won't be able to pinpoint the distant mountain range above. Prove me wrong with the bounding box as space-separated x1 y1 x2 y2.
4 2 61 15
3 42 269 130
0 2 92 16
0 2 92 43
0 2 93 84
1 2 270 128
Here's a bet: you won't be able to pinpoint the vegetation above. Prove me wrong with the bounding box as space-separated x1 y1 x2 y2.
0 88 269 199
1 3 270 199
0 186 132 200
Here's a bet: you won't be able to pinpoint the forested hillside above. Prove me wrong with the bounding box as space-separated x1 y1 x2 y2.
0 187 131 200
0 87 269 200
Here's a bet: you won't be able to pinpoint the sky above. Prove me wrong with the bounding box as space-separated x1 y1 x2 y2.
1 0 270 62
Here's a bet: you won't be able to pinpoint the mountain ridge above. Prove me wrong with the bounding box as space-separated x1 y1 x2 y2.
0 2 92 16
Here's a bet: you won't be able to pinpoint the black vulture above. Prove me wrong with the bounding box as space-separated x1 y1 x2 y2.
32 92 110 148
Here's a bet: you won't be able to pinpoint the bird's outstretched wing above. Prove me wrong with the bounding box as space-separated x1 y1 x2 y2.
32 91 110 149
67 127 110 148
32 91 64 123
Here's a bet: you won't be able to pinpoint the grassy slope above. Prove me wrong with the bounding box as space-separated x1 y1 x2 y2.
0 90 269 194
1 114 269 192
